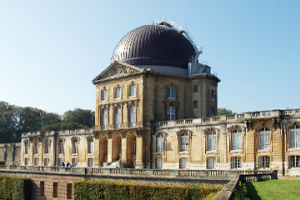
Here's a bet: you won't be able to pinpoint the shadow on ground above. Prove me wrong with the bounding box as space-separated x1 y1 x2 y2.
243 182 261 200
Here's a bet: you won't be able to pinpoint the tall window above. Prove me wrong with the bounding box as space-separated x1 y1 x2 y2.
34 158 38 166
211 89 215 100
114 106 121 129
53 183 58 198
259 156 270 168
44 158 49 166
67 183 72 199
40 181 45 196
207 132 216 151
290 126 300 148
207 157 216 169
129 104 136 127
34 141 39 154
88 138 94 154
167 106 176 120
101 108 108 130
156 158 162 169
44 140 49 154
289 155 300 168
259 128 270 149
179 158 188 169
211 106 216 116
115 87 121 99
72 158 77 167
25 141 29 154
72 138 78 154
193 101 198 110
193 85 198 93
180 133 189 152
25 158 28 165
58 158 63 167
231 157 241 169
232 130 242 150
133 137 136 154
156 134 164 153
59 140 63 154
167 87 176 98
101 89 108 101
88 158 93 167
129 85 136 97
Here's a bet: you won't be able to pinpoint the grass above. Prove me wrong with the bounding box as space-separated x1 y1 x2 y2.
240 180 300 200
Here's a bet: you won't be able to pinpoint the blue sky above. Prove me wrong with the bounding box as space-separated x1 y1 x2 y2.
0 1 299 115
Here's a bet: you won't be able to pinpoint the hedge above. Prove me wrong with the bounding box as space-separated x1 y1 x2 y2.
0 175 32 200
74 180 222 200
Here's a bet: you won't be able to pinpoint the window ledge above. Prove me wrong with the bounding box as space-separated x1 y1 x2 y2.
206 150 216 154
258 149 270 153
230 150 242 153
179 151 189 155
288 148 300 152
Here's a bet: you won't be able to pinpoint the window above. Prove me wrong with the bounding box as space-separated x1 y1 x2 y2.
88 158 93 167
232 130 242 150
67 183 72 199
44 140 49 154
34 141 39 154
167 87 176 98
129 85 136 97
193 101 198 110
156 158 162 169
193 85 198 93
72 158 77 167
25 141 29 154
289 156 300 168
72 138 78 154
129 104 136 127
114 106 121 129
179 158 188 169
101 108 108 130
44 158 49 166
211 106 216 116
34 158 38 166
40 181 44 196
53 182 58 198
207 132 216 151
115 87 121 99
231 157 241 169
59 140 63 154
58 158 63 167
289 126 300 148
259 128 270 149
180 133 189 152
25 158 28 165
133 137 136 154
88 138 94 154
207 157 216 169
156 134 164 153
167 106 176 120
211 89 215 100
101 89 108 101
259 156 270 168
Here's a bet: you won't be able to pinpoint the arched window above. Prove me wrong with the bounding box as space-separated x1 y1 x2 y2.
72 138 78 154
156 134 164 153
44 140 49 154
180 133 189 152
24 141 29 154
34 141 39 154
207 132 216 151
289 126 300 148
259 128 270 149
232 129 242 150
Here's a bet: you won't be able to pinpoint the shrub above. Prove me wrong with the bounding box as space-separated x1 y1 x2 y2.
0 175 32 200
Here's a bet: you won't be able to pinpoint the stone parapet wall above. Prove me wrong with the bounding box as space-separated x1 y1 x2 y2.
0 143 21 166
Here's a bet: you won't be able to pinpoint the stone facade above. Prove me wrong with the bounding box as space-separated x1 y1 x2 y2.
0 143 21 166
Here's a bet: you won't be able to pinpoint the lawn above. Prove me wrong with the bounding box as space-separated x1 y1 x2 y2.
242 180 300 200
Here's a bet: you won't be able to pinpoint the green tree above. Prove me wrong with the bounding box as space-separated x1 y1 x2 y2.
217 108 236 116
62 108 94 128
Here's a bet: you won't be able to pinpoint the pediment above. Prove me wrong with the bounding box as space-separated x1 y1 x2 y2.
93 61 144 83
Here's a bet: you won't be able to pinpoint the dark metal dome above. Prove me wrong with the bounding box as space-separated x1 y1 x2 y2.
111 23 197 69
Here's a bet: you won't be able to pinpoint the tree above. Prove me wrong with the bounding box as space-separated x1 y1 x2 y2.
217 108 236 116
62 108 95 129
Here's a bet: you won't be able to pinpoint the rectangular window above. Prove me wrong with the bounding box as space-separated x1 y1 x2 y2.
156 158 162 169
88 138 94 154
211 89 215 100
34 158 38 166
207 157 216 169
156 135 164 153
167 87 176 98
179 158 188 169
259 128 270 149
25 158 28 165
72 158 77 167
67 183 72 199
58 158 63 167
25 141 29 154
115 87 121 99
193 101 198 110
180 133 189 152
59 140 63 154
101 89 108 101
129 104 136 127
53 182 58 198
259 156 270 168
231 157 241 169
34 141 39 154
101 108 108 130
40 181 44 196
114 106 121 129
44 140 49 154
232 130 242 150
167 106 176 120
88 158 93 167
290 126 300 148
211 106 216 116
193 85 198 93
289 155 300 168
207 132 216 151
129 85 136 97
44 158 49 166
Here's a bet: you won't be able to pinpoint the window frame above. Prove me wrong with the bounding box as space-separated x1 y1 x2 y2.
207 131 217 152
129 84 136 97
167 87 176 99
180 133 189 152
115 87 122 99
259 128 270 150
101 89 108 101
193 101 198 110
129 104 136 127
231 157 241 169
258 156 270 169
156 134 164 153
232 129 242 151
114 106 121 129
193 85 198 93
289 155 300 168
167 106 176 121
207 157 216 169
289 126 300 149
179 158 188 169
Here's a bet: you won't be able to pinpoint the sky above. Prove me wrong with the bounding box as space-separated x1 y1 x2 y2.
0 1 300 115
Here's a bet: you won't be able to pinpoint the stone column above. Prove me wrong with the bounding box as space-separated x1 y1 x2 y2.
93 134 100 167
38 139 43 166
152 135 156 168
121 135 127 165
107 135 113 163
109 105 114 128
135 134 143 169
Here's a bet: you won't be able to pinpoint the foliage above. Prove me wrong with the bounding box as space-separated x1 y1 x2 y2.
217 108 236 116
238 180 300 200
0 101 95 143
0 175 32 200
74 180 222 200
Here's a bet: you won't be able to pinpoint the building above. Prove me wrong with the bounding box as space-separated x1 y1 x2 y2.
19 22 300 176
